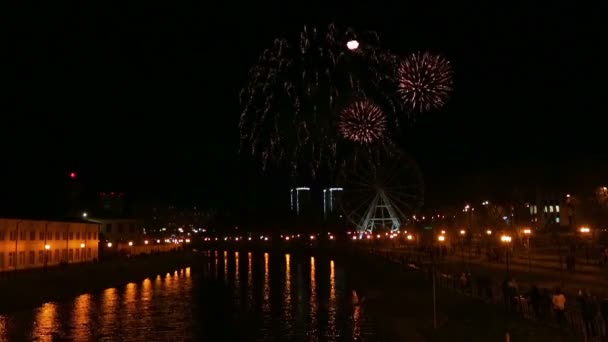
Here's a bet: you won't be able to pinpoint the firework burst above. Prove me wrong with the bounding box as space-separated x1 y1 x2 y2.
239 23 399 178
397 52 453 113
338 100 386 144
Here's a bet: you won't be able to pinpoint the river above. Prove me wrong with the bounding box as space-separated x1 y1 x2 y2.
0 250 375 341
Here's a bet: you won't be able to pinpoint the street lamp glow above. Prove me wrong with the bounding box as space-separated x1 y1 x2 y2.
486 230 492 235
45 244 51 250
329 235 335 240
346 40 359 50
407 234 413 240
80 243 85 248
128 241 133 246
310 235 315 240
82 212 88 218
580 227 591 234
440 230 446 235
107 242 112 248
523 229 532 235
437 235 445 242
459 230 466 235
500 235 512 243
144 240 149 244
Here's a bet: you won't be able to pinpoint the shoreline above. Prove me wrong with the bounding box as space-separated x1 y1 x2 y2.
0 249 198 314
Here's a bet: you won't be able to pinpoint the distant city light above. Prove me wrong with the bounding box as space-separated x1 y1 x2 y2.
437 235 445 242
128 241 133 246
500 235 512 243
82 212 88 218
107 242 112 248
144 240 149 245
69 172 77 179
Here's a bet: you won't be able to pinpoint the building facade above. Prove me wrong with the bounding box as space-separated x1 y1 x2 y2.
0 218 100 272
90 218 144 244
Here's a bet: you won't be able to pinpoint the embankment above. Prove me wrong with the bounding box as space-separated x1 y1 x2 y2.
346 251 578 342
0 250 199 314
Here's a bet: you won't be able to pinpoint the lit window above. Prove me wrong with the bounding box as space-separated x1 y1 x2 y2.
533 205 537 214
556 217 560 223
555 205 560 213
549 206 554 213
544 206 548 213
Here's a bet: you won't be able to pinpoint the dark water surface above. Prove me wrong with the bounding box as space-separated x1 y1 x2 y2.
0 251 375 341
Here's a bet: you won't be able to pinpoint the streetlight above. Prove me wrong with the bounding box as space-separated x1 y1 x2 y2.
523 229 532 272
580 227 591 264
501 235 512 276
80 243 85 248
346 40 359 50
44 244 51 267
128 241 133 246
433 234 446 330
82 212 88 218
107 242 112 248
459 230 466 265
144 240 149 245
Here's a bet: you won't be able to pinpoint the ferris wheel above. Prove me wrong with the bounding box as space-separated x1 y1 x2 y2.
337 150 424 235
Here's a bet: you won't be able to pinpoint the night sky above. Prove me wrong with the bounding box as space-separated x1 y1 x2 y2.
3 2 601 216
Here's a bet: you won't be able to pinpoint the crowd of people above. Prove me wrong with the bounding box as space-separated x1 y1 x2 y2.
374 246 608 338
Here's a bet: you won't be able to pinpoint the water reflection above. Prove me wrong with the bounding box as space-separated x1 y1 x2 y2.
0 316 6 339
223 250 228 282
328 260 337 338
247 252 253 308
214 250 219 274
283 254 293 337
0 254 373 341
32 302 58 341
310 256 318 338
235 251 240 288
100 287 118 339
72 294 92 341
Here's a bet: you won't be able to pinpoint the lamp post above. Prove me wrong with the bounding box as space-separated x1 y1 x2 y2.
523 229 532 272
433 234 446 329
501 235 512 277
459 230 466 266
579 227 591 265
44 244 51 268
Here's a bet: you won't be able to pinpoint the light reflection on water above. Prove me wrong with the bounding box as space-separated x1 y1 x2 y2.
0 252 374 341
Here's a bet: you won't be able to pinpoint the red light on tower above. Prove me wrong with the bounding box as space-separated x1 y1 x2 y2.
69 172 77 179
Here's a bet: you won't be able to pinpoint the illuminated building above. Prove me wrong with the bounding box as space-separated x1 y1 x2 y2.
0 218 99 272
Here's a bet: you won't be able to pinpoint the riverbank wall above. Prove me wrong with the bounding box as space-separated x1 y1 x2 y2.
0 249 200 314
